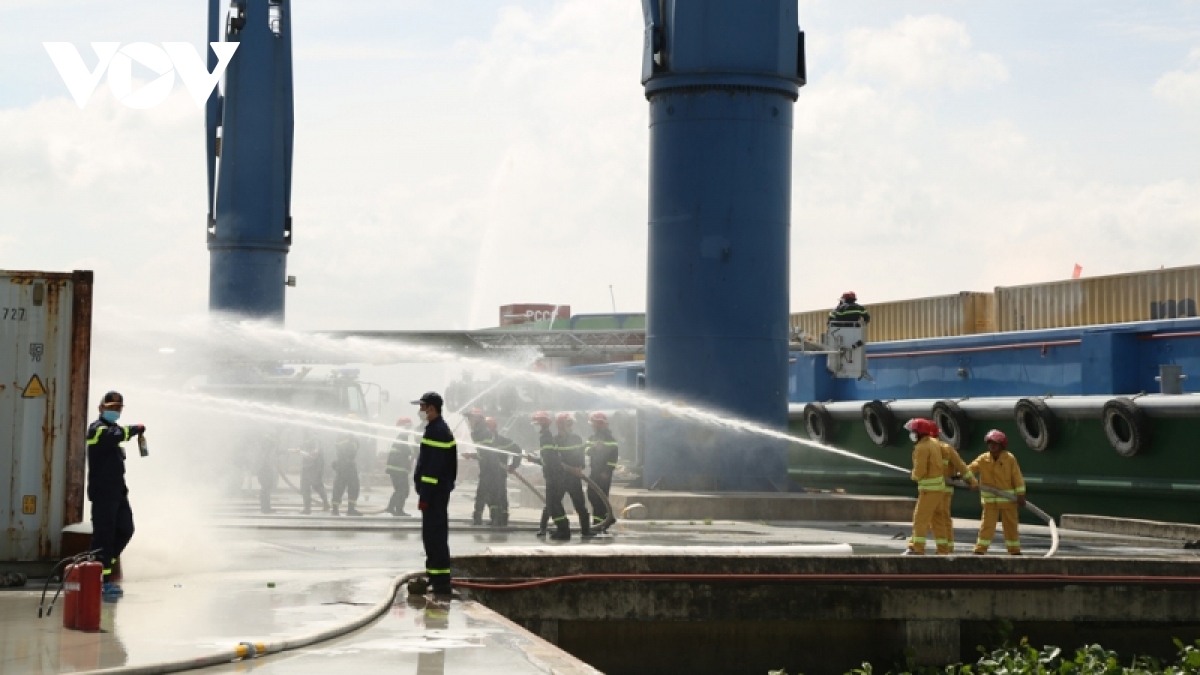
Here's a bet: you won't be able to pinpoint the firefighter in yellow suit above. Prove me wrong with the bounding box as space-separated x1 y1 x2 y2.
968 429 1026 555
933 437 977 554
902 418 945 555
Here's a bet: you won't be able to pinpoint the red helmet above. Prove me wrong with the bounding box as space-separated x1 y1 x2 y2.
904 418 938 438
589 411 608 426
485 417 497 432
841 291 857 302
984 429 1008 448
531 411 551 425
555 412 574 426
396 416 412 427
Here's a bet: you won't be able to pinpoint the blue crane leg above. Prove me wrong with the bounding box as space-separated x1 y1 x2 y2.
642 0 804 491
207 0 294 321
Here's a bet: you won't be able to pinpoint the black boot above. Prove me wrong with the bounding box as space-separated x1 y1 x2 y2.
549 525 571 541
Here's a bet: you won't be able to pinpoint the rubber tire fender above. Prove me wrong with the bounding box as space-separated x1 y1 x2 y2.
861 400 896 447
1013 398 1055 453
1102 398 1150 458
931 400 970 451
803 403 835 445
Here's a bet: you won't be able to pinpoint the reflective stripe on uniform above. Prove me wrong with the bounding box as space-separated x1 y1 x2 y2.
976 539 990 546
427 568 451 575
387 465 409 472
557 444 584 451
606 462 618 467
910 536 926 543
87 427 104 446
1014 486 1026 494
421 438 457 449
917 477 944 491
421 476 438 484
1005 540 1021 547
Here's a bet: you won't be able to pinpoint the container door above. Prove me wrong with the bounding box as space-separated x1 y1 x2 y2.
1 275 73 561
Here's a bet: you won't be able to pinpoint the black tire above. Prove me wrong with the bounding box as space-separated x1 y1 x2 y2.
1102 398 1150 457
932 401 970 450
803 403 835 444
862 400 896 447
1014 398 1055 453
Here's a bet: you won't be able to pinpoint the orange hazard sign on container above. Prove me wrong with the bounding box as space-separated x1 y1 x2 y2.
22 374 45 398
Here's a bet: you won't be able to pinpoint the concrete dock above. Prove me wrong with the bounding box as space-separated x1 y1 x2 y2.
2 482 1198 674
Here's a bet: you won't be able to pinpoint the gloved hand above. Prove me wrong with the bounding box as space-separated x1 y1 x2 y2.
128 424 146 436
418 500 428 511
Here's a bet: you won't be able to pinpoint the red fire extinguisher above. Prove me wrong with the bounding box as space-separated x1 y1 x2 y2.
75 561 103 632
61 563 80 630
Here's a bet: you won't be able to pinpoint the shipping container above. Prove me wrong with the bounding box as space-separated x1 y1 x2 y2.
996 264 1200 332
790 292 994 343
1 270 92 563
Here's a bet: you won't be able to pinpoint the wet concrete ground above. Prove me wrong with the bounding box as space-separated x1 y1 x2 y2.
2 480 1196 674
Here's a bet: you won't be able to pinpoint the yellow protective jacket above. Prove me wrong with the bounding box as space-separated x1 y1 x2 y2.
911 437 945 492
937 440 977 489
968 450 1026 505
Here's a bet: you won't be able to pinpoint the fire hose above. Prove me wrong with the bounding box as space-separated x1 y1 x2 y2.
948 479 1059 557
79 570 424 675
518 455 618 534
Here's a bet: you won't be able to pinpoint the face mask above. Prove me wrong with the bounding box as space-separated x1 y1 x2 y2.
102 410 121 423
418 410 428 423
909 432 919 443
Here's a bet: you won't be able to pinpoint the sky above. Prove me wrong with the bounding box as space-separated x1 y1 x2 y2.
2 1 1200 332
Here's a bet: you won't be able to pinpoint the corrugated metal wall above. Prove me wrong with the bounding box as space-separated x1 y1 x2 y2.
996 265 1200 331
0 270 92 562
791 292 994 342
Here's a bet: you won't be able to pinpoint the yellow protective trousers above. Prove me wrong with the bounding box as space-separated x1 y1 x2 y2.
975 504 1021 554
931 489 955 554
908 489 944 554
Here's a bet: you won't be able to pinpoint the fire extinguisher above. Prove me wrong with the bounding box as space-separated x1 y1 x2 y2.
51 558 102 631
61 563 80 630
75 561 103 631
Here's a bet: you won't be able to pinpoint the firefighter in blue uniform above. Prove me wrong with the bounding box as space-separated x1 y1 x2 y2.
466 408 500 526
413 391 457 596
828 291 871 325
531 411 555 538
548 413 591 541
485 417 521 528
330 415 363 517
85 391 145 599
297 428 329 514
386 417 416 517
585 412 619 528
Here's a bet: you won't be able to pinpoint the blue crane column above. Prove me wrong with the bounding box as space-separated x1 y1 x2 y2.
206 0 294 320
641 0 805 491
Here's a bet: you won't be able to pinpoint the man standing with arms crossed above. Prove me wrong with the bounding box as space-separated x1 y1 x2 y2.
412 392 457 597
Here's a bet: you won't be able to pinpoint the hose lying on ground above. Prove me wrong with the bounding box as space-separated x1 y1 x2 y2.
82 570 424 675
948 479 1059 557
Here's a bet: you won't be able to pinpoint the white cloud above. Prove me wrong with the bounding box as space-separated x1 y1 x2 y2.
844 15 1008 90
1153 48 1200 108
